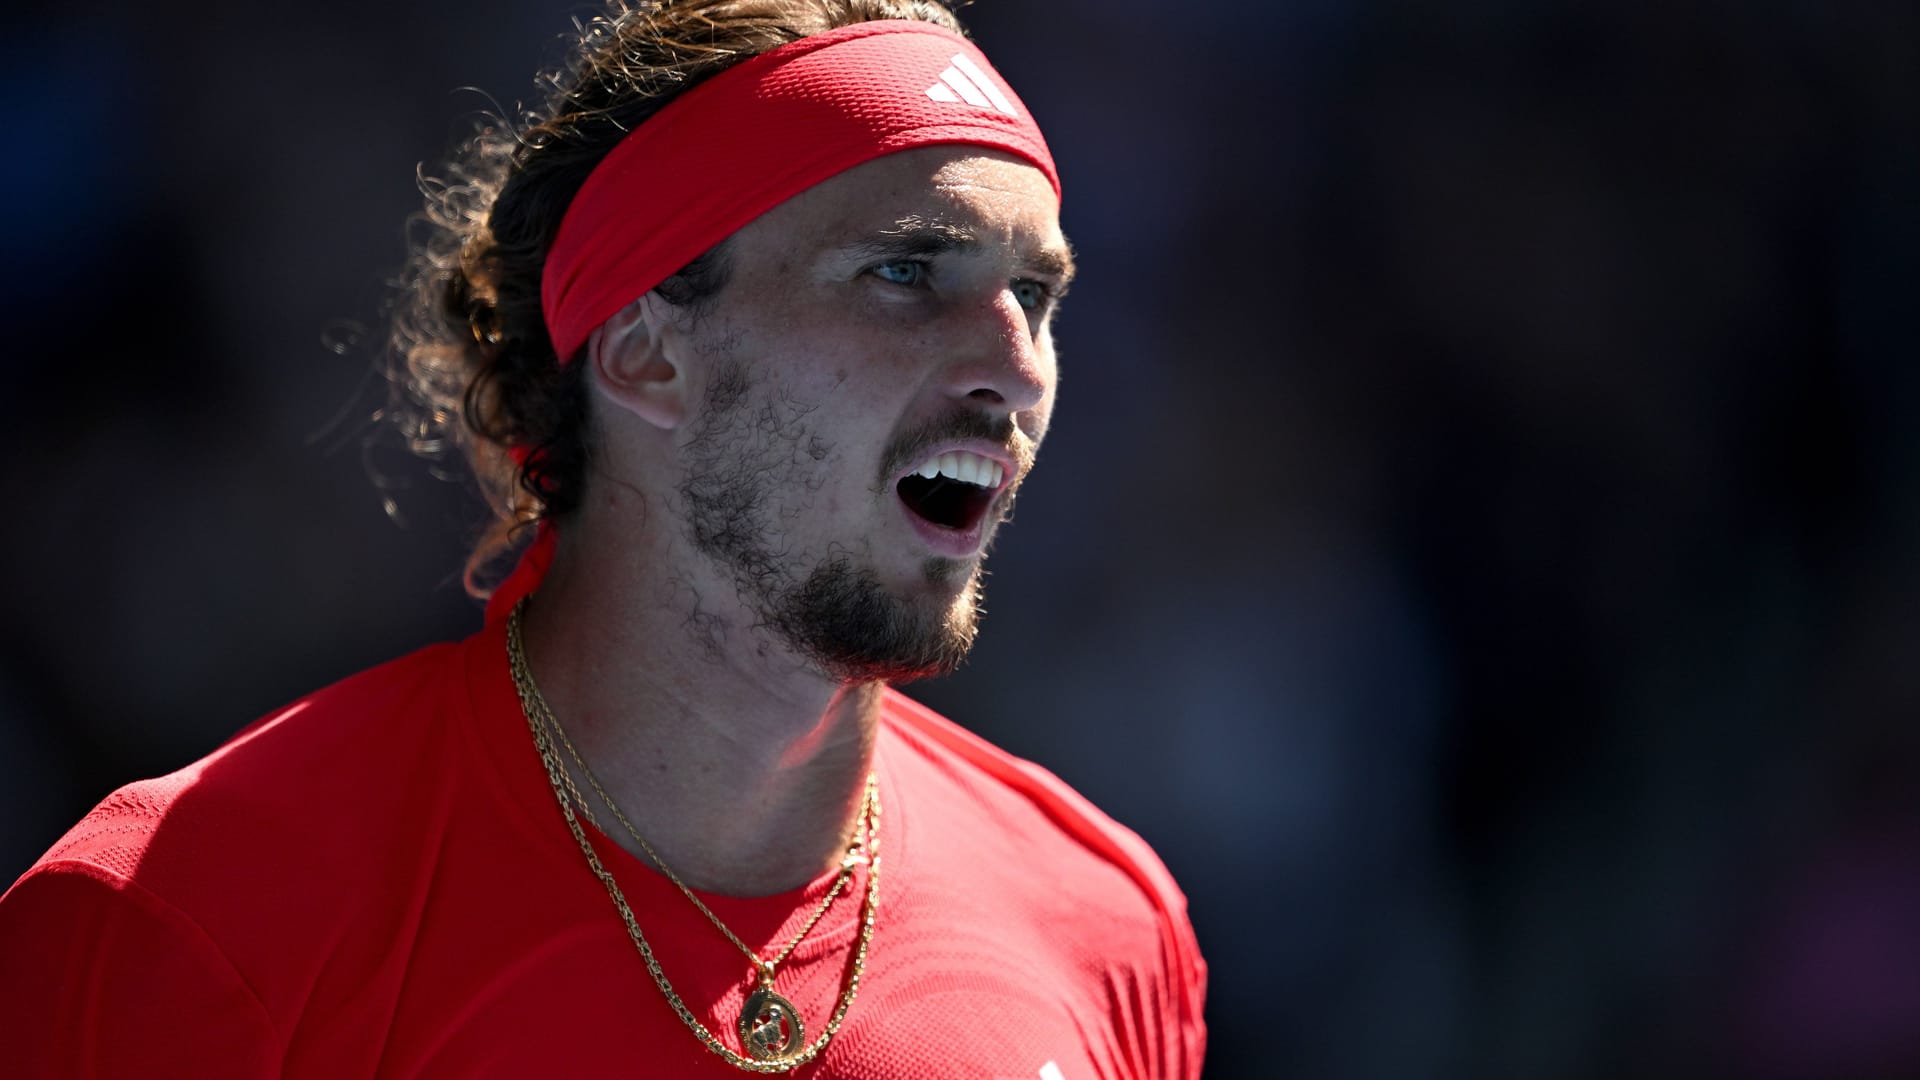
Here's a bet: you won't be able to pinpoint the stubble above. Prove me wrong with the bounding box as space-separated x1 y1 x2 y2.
677 356 985 683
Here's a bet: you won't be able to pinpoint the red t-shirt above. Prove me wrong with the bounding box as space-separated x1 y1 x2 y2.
1 620 1206 1078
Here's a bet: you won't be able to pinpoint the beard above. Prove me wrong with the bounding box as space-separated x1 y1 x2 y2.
768 553 983 683
676 357 991 684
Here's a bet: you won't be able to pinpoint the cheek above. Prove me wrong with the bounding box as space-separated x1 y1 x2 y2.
1021 396 1055 445
1023 343 1061 442
768 393 881 511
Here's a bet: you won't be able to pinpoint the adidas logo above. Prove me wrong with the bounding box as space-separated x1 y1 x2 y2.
924 53 1019 117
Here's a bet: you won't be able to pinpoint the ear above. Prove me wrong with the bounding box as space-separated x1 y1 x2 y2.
587 295 688 431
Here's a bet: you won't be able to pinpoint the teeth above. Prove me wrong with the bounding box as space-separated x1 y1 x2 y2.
912 450 1002 488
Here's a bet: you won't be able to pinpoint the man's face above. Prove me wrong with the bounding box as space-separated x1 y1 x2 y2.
660 146 1071 684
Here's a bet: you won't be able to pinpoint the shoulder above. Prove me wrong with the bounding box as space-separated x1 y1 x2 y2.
17 636 471 919
880 689 1189 916
879 689 1208 1067
0 637 474 1071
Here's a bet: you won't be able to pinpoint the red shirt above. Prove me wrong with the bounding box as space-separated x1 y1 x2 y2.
1 619 1206 1078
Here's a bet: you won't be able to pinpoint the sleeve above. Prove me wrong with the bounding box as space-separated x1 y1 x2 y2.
0 861 279 1078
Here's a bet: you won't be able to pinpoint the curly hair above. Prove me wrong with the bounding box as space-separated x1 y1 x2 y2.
386 0 968 596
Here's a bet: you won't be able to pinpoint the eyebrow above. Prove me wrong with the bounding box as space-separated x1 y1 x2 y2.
839 215 1078 285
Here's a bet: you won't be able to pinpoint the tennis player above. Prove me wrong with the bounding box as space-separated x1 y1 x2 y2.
1 3 1206 1075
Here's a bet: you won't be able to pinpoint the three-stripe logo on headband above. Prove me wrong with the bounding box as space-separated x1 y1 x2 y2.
924 53 1019 116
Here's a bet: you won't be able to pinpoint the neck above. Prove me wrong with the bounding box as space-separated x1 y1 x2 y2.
515 519 883 898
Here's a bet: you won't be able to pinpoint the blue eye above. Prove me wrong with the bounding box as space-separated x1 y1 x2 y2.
1011 280 1047 311
872 261 924 287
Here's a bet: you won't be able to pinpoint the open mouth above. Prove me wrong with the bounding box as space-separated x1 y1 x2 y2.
896 451 1005 532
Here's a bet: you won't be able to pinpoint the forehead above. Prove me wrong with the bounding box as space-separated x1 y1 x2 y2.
734 146 1066 260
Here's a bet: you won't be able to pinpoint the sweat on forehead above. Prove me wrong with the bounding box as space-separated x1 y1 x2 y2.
539 20 1060 364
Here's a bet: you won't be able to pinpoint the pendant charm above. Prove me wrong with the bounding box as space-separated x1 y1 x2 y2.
739 985 806 1062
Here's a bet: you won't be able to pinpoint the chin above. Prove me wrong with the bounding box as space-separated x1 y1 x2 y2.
774 554 985 684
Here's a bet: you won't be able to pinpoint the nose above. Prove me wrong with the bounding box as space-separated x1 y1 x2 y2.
943 287 1051 416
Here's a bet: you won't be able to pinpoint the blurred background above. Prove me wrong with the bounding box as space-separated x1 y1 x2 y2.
4 1 1917 1076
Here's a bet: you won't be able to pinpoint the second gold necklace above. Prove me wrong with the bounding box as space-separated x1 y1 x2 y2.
507 604 880 1072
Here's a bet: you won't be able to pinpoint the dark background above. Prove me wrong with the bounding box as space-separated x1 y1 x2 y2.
5 2 1917 1076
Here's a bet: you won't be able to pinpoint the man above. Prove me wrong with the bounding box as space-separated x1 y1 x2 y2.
0 2 1206 1075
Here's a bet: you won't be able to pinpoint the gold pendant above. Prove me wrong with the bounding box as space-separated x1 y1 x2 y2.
738 984 806 1062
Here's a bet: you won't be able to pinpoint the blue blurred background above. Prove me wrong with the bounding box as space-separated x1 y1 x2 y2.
4 1 1918 1076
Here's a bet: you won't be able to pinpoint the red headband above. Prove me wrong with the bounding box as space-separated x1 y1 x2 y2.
538 19 1060 363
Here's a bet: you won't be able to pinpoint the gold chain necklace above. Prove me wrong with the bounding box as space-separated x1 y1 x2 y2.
543 692 875 1052
539 689 872 987
506 604 880 1073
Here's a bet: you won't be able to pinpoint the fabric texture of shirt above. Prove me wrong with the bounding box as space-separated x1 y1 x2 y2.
1 619 1206 1078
